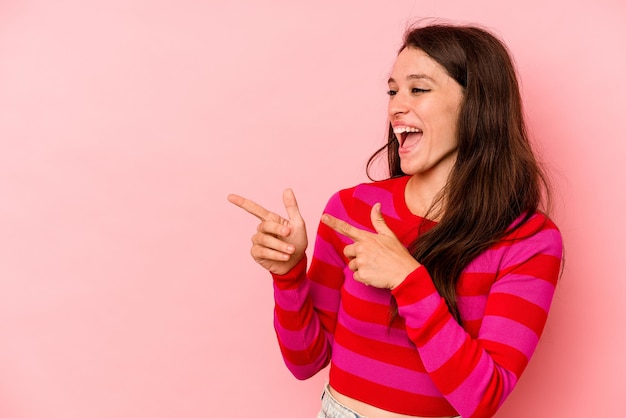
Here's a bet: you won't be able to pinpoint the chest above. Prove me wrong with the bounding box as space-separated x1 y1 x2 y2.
338 265 499 341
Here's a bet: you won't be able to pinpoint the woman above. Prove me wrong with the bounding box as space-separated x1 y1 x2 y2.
228 23 562 418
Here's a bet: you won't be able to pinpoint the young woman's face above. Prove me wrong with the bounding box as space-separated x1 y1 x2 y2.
387 47 464 179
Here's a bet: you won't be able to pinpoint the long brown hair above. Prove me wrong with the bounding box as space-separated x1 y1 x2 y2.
368 23 551 323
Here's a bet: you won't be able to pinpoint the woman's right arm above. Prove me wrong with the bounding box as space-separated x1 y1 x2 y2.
228 189 345 379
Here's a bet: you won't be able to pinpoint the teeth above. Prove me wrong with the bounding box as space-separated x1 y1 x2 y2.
393 126 422 134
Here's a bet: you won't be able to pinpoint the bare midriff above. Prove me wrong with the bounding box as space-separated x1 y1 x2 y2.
328 386 456 418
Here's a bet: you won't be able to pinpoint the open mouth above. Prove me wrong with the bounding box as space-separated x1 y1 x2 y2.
393 126 422 147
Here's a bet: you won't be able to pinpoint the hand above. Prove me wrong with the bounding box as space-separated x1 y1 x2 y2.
227 189 308 275
321 203 419 289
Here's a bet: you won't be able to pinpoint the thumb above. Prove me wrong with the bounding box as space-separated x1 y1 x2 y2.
371 203 395 236
283 188 303 222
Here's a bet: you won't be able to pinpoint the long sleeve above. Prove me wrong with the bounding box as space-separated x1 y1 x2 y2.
392 214 563 418
270 192 348 380
266 177 562 418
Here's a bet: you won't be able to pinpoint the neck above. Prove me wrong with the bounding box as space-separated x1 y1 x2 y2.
404 166 452 220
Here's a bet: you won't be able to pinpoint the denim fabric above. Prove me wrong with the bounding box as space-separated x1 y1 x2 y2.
316 386 366 418
315 385 462 418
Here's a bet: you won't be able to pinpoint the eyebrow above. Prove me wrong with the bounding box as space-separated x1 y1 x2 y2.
387 74 435 84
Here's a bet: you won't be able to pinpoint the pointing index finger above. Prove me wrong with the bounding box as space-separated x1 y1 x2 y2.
321 213 368 241
227 193 272 221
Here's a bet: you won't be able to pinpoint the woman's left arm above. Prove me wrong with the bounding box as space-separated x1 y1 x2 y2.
323 209 563 418
392 214 562 418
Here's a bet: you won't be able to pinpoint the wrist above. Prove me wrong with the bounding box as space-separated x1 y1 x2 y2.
389 260 421 290
271 256 307 290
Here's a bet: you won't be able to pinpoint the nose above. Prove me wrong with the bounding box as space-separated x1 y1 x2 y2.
387 92 409 118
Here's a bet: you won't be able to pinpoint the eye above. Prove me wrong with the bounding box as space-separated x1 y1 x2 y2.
386 89 397 96
412 87 429 94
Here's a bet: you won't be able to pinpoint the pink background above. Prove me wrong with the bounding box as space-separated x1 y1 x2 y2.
1 1 624 417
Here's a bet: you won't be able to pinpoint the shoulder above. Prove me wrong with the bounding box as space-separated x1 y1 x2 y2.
504 212 562 247
326 176 408 206
324 176 409 218
495 212 563 276
464 212 562 288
